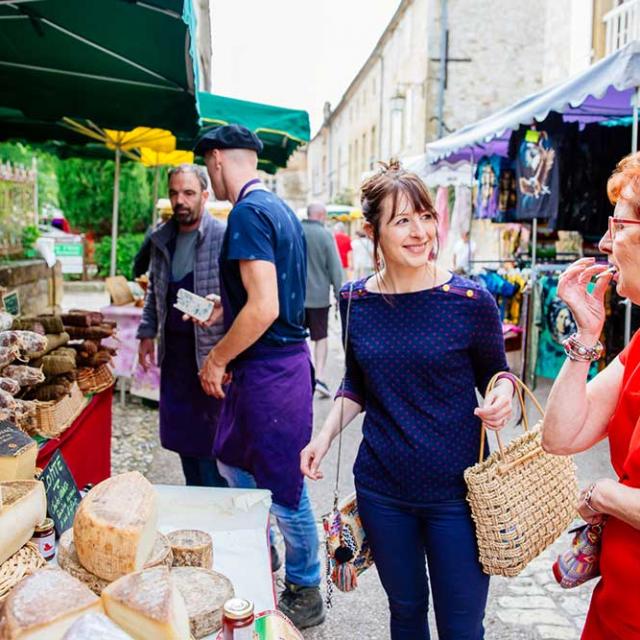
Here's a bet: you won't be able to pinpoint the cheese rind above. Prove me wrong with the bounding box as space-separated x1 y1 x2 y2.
0 567 102 639
61 613 133 639
58 530 173 595
0 480 46 564
0 422 37 482
167 529 212 569
171 567 234 638
101 566 191 640
73 471 157 581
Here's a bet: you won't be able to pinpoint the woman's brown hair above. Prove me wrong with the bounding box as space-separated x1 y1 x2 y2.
360 159 438 273
607 151 640 206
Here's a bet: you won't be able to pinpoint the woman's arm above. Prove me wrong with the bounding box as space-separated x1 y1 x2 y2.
583 479 640 531
542 258 623 455
300 396 363 480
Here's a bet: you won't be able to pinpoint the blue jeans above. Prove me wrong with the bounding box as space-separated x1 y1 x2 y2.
217 462 321 588
357 486 489 640
179 455 228 488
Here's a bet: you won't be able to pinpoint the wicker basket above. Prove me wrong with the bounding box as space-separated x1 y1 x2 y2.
0 543 46 602
76 364 115 395
29 382 88 439
464 374 578 577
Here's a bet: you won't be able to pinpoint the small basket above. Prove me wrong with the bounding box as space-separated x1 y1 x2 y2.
76 364 115 395
30 382 88 439
464 374 579 577
0 543 46 602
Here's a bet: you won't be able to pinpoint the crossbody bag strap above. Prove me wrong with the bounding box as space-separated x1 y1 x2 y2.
333 281 355 511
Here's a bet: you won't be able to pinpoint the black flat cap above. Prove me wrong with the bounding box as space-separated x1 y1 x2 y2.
193 124 264 156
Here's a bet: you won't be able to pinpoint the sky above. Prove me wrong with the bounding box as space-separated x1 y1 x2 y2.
209 0 402 137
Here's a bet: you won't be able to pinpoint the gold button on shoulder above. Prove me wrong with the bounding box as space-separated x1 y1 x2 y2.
466 289 474 298
442 284 450 292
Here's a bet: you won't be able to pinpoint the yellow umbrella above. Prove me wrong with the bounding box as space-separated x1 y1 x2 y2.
62 118 178 276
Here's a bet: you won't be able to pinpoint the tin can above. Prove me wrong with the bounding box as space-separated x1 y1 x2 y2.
30 518 55 561
222 598 255 640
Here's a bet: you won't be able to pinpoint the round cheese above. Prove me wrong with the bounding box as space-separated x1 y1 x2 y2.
171 567 234 638
58 530 173 595
73 471 158 582
167 529 212 569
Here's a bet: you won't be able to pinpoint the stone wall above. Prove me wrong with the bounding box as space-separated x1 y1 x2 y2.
0 259 62 316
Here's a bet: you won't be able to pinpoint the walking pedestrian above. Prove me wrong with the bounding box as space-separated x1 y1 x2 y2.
333 221 352 277
301 160 514 639
194 125 324 630
542 152 640 640
302 203 343 398
137 164 227 488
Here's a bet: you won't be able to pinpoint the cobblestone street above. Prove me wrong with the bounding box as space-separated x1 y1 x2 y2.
110 311 614 640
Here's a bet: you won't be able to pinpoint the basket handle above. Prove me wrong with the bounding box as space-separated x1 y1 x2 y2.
477 372 545 464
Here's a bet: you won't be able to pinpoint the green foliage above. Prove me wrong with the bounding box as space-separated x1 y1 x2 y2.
56 158 153 236
334 189 357 206
95 232 146 280
21 225 40 253
0 142 59 211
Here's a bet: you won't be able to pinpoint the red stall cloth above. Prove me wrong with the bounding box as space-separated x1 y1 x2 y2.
37 387 113 489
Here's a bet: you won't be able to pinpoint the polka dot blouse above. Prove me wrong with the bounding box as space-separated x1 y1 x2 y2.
336 273 509 503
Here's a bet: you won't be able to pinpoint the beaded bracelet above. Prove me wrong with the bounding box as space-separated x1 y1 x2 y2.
562 333 604 363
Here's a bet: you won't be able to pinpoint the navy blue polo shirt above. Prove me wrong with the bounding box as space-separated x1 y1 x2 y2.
220 189 308 350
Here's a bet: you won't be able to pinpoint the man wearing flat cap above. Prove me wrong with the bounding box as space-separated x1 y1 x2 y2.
194 124 324 629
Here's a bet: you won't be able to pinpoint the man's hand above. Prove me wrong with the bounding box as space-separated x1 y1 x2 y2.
183 294 224 328
138 338 155 372
199 349 230 399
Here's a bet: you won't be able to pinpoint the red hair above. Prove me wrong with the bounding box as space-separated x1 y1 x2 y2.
607 152 640 205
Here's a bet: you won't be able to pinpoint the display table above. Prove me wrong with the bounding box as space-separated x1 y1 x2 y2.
155 485 276 625
37 387 113 489
101 303 160 402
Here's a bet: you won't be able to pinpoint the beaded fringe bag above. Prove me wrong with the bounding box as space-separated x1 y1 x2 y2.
322 283 374 606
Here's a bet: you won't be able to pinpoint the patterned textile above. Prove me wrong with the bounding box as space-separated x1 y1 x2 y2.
335 274 508 503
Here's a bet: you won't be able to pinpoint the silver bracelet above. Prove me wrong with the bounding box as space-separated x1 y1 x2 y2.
583 482 599 514
563 333 604 363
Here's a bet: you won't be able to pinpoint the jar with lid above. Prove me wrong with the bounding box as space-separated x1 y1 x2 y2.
222 598 255 640
30 518 55 561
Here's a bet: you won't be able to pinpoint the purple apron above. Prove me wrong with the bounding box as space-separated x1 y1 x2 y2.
159 271 222 458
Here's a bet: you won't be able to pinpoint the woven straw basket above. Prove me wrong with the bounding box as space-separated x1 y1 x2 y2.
464 373 578 577
30 382 87 439
76 364 115 395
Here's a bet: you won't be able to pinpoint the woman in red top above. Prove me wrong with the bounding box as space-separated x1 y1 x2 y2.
542 152 640 639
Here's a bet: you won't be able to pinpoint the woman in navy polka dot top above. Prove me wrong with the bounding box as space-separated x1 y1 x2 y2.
302 161 515 640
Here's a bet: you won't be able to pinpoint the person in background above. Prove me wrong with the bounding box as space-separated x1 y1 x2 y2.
542 152 640 639
301 161 514 640
351 228 375 279
333 221 352 276
137 164 227 488
194 125 324 630
302 203 343 398
452 230 476 274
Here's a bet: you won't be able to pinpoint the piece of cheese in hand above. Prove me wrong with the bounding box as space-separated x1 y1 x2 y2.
0 568 102 639
73 471 157 581
101 566 191 640
167 529 212 569
0 480 46 564
0 421 37 482
62 613 133 639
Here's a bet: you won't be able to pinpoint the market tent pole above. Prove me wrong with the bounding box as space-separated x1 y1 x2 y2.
152 165 160 227
110 146 121 278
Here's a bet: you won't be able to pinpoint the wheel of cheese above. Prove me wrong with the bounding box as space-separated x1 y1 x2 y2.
171 567 234 638
58 530 173 595
73 471 158 582
0 567 102 638
167 529 212 569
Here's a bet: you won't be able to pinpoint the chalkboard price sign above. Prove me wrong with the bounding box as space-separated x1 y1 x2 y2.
40 450 82 536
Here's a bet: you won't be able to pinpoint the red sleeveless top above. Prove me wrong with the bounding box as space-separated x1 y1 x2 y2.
582 330 640 639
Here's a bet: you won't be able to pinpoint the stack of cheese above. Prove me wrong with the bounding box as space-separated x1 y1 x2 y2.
53 472 234 639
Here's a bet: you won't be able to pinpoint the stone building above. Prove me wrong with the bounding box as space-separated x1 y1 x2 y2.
307 0 626 205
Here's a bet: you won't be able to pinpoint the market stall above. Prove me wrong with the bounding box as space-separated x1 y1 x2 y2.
424 41 640 386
